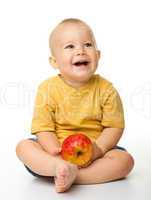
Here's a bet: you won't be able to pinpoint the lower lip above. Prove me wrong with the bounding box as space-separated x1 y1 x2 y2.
73 64 89 68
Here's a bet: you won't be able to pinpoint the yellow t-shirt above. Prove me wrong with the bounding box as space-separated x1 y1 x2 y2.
31 74 125 144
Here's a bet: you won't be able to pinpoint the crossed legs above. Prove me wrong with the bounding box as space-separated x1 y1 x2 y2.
16 139 134 192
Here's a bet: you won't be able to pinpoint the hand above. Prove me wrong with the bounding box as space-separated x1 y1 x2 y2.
79 142 104 168
50 147 62 156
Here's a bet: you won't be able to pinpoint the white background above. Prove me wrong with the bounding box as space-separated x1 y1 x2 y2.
0 0 150 199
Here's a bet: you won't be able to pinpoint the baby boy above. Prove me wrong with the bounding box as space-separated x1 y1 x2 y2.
16 18 134 193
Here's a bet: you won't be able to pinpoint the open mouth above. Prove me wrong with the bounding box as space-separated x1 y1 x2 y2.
73 60 90 67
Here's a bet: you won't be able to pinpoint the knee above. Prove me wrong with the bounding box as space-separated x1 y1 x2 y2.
124 153 135 174
106 150 135 177
16 139 30 157
117 152 135 177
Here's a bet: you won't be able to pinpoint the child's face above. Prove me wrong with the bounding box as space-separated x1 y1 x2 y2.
50 23 100 85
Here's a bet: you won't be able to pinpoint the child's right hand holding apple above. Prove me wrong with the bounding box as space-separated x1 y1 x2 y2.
50 147 62 156
79 142 104 168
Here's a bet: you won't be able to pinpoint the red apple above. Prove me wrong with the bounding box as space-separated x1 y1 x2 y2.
61 133 93 167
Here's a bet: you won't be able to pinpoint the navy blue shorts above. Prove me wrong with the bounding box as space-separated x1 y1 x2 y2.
24 137 127 178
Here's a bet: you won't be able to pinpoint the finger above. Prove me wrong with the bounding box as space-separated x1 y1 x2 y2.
80 160 92 168
55 148 62 154
51 148 61 155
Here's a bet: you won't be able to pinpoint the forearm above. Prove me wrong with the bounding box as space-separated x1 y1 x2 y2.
36 131 60 154
95 128 124 155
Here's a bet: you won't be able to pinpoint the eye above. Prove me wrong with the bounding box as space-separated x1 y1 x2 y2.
84 42 92 47
64 44 74 49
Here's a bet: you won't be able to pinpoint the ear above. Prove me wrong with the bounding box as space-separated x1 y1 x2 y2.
97 50 101 60
49 56 58 68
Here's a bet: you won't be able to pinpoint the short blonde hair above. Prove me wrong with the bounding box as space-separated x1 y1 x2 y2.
49 18 97 56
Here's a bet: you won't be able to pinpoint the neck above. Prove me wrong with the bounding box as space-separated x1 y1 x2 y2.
60 75 90 89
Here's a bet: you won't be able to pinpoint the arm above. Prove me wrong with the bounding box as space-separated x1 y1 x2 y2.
93 127 124 160
91 84 125 161
80 128 124 168
36 131 61 155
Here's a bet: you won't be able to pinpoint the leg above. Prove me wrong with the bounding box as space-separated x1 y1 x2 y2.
75 149 134 184
16 139 78 192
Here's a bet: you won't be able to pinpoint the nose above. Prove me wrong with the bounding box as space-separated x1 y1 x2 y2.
75 46 85 56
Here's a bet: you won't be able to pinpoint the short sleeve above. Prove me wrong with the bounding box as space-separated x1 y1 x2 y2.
101 85 125 128
31 81 56 134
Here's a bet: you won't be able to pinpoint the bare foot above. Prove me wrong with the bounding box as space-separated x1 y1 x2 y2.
54 161 78 193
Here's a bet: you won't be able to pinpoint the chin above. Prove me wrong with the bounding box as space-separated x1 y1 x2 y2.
75 73 93 82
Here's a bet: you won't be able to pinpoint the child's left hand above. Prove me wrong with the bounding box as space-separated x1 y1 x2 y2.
79 142 104 168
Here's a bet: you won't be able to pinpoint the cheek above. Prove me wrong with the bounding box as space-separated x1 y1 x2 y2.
60 53 71 65
91 55 98 65
56 58 67 68
88 50 98 61
59 63 70 74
